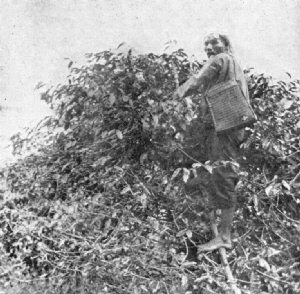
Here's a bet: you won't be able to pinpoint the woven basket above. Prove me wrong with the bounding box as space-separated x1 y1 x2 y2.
206 79 256 134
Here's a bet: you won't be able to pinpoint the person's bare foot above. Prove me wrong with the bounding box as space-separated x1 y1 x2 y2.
197 235 232 254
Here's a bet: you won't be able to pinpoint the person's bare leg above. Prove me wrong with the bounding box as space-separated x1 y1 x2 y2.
197 207 235 253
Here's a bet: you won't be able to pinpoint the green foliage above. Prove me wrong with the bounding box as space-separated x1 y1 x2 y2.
1 49 300 293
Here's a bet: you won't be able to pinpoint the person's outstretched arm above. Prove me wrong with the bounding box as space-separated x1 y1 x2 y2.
174 56 222 99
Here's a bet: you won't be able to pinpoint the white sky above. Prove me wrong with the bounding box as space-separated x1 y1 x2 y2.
0 0 300 162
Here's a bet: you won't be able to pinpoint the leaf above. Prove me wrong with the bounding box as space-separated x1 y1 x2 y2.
139 193 148 209
192 162 205 169
116 130 123 139
181 275 188 287
109 94 116 105
180 121 187 131
170 168 182 181
65 141 76 149
142 119 150 129
101 131 108 138
87 89 95 97
149 281 160 293
122 95 129 102
60 174 68 184
253 194 259 211
35 81 45 90
195 274 209 283
152 114 159 127
262 138 271 149
182 168 190 183
282 180 290 191
204 162 213 174
266 247 281 257
121 186 131 195
176 229 187 237
140 285 148 292
181 261 197 268
184 97 193 108
139 153 148 165
66 205 76 214
259 258 271 271
279 97 294 109
117 42 125 49
92 156 111 167
147 99 154 105
186 229 192 238
265 184 274 196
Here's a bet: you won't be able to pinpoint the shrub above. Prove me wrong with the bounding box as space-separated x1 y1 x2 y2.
1 48 300 293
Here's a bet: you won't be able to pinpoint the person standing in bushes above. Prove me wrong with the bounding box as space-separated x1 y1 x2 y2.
173 33 250 253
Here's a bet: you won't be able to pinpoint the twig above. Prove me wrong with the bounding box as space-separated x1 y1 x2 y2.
183 238 189 261
197 284 219 294
237 228 253 240
102 218 122 247
214 271 260 286
177 146 211 172
163 282 170 294
10 273 67 283
202 254 219 267
233 277 260 286
127 169 152 196
63 232 93 241
270 229 295 246
256 269 294 286
209 212 241 294
124 271 150 281
281 150 300 159
172 211 181 231
290 170 300 187
275 207 300 225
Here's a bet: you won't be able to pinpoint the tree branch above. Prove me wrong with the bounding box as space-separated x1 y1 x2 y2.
209 212 241 294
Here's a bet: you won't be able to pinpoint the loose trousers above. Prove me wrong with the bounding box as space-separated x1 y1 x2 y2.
205 128 245 209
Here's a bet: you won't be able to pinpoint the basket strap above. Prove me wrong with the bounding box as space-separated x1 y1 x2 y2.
230 54 238 83
230 54 248 102
205 53 236 96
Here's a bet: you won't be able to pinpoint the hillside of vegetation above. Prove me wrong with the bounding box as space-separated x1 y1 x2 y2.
0 48 299 294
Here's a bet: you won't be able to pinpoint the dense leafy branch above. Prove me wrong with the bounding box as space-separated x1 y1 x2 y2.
0 48 299 294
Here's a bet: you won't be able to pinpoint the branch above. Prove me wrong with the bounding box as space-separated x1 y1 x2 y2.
275 207 300 225
209 212 241 294
290 170 300 187
256 269 294 286
177 146 211 173
281 150 300 160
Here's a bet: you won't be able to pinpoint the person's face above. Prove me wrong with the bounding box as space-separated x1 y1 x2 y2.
204 34 227 58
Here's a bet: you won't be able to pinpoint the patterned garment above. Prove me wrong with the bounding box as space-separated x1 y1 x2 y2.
177 52 249 209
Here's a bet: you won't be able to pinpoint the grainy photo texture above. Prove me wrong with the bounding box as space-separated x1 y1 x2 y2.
0 1 299 293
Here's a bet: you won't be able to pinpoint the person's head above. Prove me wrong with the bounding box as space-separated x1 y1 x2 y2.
203 33 232 58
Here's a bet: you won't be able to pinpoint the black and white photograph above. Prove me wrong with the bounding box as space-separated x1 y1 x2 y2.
0 1 299 293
